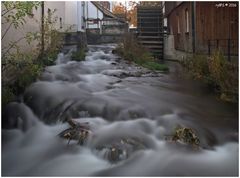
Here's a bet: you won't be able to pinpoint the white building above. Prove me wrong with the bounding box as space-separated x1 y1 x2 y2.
2 1 87 55
85 2 104 29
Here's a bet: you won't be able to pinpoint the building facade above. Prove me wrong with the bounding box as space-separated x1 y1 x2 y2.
164 2 238 59
2 1 88 55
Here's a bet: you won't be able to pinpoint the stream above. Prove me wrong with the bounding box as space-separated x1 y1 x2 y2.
2 44 238 176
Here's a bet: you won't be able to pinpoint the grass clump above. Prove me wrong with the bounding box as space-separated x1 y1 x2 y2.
182 51 238 103
71 49 86 61
114 33 168 72
142 61 169 72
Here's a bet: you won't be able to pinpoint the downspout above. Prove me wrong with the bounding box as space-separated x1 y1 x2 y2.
41 2 44 56
191 2 196 53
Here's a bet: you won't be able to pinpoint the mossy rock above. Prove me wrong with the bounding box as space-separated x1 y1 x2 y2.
166 127 200 146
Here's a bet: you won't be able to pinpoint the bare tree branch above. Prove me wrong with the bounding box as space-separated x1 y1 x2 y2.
2 36 25 58
2 22 13 40
1 7 15 17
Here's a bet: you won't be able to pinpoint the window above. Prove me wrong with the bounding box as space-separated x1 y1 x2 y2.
185 9 189 33
60 17 62 29
177 15 180 34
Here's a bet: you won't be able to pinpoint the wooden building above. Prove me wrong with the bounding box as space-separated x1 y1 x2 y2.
165 2 238 56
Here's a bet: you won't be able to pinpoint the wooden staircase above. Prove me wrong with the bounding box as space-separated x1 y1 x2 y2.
137 5 164 60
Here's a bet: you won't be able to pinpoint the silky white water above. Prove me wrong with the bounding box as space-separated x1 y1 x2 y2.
2 44 238 176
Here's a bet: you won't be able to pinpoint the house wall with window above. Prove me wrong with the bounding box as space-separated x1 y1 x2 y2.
195 2 238 54
167 2 193 53
2 1 88 60
2 2 66 55
165 2 238 56
64 1 86 32
45 1 65 31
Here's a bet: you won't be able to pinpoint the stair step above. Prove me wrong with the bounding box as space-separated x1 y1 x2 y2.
139 31 164 33
138 21 163 24
137 16 163 19
139 26 163 29
138 36 163 39
144 45 164 49
138 13 162 15
139 40 163 44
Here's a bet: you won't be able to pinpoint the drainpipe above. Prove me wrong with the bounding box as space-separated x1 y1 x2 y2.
191 2 196 53
41 2 44 56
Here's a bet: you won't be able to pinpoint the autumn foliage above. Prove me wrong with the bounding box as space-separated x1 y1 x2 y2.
112 2 137 27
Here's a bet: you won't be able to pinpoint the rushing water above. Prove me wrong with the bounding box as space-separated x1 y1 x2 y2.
2 44 238 176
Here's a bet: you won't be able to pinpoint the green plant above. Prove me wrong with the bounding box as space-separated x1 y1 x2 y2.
142 61 169 72
1 2 65 107
71 49 86 61
208 51 238 102
182 51 238 103
115 32 169 72
2 2 41 59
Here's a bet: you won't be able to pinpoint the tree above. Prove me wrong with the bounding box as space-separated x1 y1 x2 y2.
127 1 137 27
112 2 125 15
2 2 41 59
112 1 137 27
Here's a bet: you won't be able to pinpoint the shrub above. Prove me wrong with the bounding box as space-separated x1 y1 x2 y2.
142 61 169 72
182 51 238 103
41 50 59 66
115 32 168 72
71 49 86 61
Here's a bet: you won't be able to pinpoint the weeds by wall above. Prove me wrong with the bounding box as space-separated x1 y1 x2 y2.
2 3 64 108
114 32 168 72
182 51 238 103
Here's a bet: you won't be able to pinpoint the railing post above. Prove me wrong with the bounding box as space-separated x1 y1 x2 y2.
228 39 231 61
216 39 219 49
208 40 211 56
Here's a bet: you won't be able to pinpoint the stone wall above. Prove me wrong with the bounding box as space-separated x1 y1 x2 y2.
64 31 87 49
86 23 127 44
164 35 190 61
102 24 126 35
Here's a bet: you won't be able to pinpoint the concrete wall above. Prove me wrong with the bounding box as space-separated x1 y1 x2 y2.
64 31 87 49
87 33 123 44
45 1 65 31
164 35 188 61
2 2 67 55
2 1 88 56
64 1 85 32
65 1 78 32
2 4 41 54
102 24 126 35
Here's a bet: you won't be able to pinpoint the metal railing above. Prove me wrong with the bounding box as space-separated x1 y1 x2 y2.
208 39 238 61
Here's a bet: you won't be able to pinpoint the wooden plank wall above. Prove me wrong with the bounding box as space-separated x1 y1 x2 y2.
168 2 193 52
168 2 238 55
196 2 238 54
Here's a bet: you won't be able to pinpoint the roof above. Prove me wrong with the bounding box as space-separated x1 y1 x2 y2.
91 1 126 23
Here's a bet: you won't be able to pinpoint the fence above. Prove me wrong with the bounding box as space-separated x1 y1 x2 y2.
208 39 238 61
